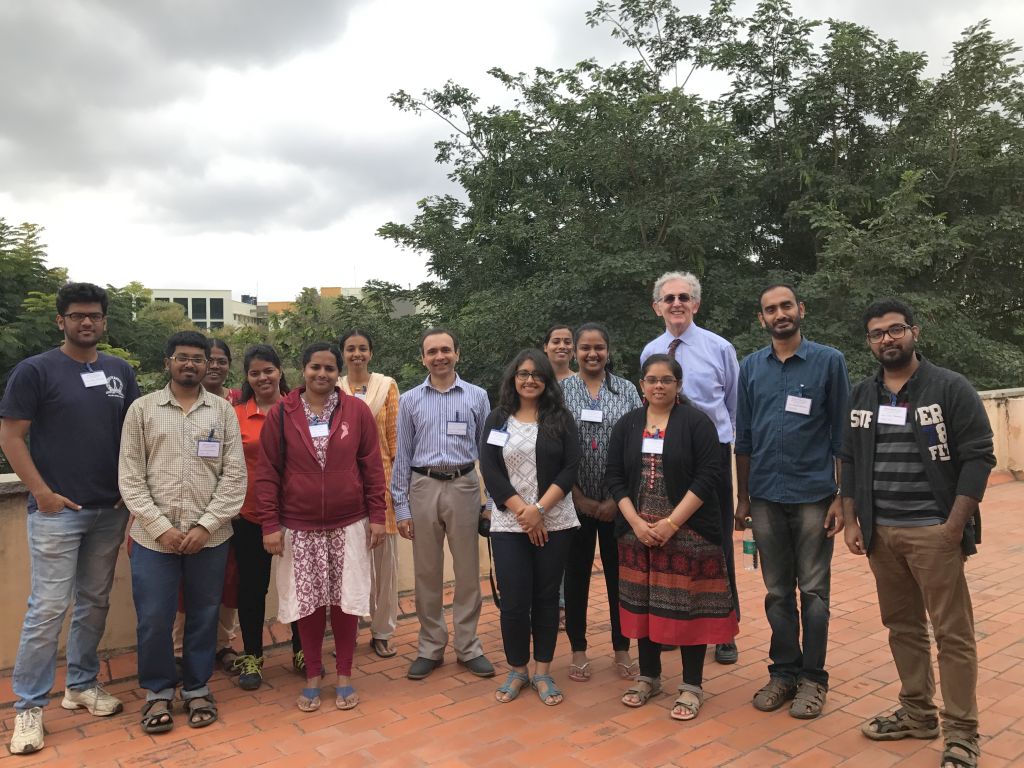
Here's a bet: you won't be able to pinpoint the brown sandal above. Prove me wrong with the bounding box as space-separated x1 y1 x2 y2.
861 707 939 740
942 736 980 768
789 679 827 719
752 678 796 712
621 676 662 708
671 685 703 721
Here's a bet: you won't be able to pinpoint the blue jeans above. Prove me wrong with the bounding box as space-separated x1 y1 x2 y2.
130 540 229 702
13 506 128 711
750 497 833 686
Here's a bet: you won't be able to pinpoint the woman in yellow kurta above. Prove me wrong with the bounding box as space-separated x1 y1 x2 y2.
339 329 401 657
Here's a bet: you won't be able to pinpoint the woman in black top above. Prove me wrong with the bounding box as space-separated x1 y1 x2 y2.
606 354 738 720
479 350 580 706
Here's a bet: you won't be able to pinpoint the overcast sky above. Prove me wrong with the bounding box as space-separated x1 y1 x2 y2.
2 1 1020 302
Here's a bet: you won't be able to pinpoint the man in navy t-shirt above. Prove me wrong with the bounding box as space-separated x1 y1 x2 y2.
0 282 140 756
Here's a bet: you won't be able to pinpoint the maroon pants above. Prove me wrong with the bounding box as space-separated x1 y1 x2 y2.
295 605 358 679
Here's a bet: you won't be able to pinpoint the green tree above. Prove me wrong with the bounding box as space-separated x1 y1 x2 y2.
380 1 1024 390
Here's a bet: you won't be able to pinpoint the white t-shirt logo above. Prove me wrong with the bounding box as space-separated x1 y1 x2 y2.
104 375 125 399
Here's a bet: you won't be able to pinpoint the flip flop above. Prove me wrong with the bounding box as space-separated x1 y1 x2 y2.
370 638 398 658
336 685 359 710
568 662 591 682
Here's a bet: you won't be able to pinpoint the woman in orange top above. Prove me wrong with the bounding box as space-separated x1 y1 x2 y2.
230 344 299 689
339 330 401 658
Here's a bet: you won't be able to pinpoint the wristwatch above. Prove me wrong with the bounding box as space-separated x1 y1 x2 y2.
536 502 546 515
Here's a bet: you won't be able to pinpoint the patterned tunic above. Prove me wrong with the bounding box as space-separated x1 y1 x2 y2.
618 429 738 645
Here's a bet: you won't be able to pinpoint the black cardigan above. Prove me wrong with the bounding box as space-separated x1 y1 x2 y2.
605 401 723 544
479 408 580 510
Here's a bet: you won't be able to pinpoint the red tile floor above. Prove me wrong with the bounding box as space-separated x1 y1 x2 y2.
2 477 1022 766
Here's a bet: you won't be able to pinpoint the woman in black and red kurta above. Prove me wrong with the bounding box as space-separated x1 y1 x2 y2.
605 354 738 721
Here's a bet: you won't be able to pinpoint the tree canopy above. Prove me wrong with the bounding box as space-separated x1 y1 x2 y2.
380 0 1024 391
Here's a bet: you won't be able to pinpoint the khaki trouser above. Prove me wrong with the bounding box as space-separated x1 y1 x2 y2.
868 524 978 739
409 470 483 661
370 533 399 640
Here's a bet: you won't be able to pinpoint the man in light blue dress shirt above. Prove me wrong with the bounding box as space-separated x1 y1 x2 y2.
640 271 741 664
392 328 495 681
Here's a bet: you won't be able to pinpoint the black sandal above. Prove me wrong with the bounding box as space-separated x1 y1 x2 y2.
215 647 239 674
942 737 979 768
186 695 218 729
140 699 174 734
371 638 397 658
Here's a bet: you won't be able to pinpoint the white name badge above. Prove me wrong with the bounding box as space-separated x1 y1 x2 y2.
486 429 509 447
785 395 813 415
354 392 366 400
197 440 222 458
447 421 468 436
81 371 107 388
309 423 330 438
642 437 665 454
581 408 604 423
878 405 908 426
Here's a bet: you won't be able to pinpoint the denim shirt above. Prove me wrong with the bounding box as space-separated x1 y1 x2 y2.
735 338 850 503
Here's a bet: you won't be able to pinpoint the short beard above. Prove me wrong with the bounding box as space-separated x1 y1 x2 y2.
877 346 915 370
768 319 800 340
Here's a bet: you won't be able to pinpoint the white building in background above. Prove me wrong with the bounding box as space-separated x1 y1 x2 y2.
150 289 262 330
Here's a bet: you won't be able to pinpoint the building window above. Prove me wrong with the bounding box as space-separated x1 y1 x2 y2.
210 321 224 330
173 298 188 313
192 298 207 320
209 298 224 320
155 297 169 302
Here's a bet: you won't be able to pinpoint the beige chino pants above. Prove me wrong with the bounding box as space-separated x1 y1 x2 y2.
409 470 484 662
868 524 978 740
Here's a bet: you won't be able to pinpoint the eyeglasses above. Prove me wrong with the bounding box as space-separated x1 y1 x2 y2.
866 324 912 343
642 376 678 386
659 293 692 305
514 370 545 382
62 312 105 323
170 354 207 365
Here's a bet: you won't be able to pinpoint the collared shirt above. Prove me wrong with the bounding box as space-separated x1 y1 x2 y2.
640 324 739 443
735 338 850 503
119 384 246 553
561 372 642 500
391 374 490 521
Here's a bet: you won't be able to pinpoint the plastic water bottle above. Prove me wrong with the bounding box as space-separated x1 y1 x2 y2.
743 517 758 571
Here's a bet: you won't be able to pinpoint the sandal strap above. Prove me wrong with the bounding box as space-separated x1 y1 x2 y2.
869 707 937 733
676 683 704 703
943 736 980 767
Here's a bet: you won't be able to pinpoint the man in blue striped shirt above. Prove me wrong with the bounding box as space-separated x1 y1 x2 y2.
392 329 495 680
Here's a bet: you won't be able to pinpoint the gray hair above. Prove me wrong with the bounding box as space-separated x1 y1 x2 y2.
652 271 701 303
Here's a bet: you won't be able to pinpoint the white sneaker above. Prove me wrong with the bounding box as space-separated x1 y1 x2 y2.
61 684 123 716
9 707 44 755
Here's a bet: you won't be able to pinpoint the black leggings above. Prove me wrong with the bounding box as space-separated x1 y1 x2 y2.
563 514 629 653
638 637 706 687
232 517 302 657
491 529 573 667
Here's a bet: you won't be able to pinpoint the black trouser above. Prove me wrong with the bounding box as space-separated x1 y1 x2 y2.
231 517 301 657
491 529 574 667
638 637 706 687
563 514 629 653
719 442 739 622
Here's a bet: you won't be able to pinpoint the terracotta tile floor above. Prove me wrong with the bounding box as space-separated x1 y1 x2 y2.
3 478 1022 766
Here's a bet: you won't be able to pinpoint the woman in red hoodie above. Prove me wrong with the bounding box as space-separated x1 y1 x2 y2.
254 342 386 712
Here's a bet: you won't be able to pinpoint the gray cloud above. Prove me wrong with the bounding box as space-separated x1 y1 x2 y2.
0 1 362 191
